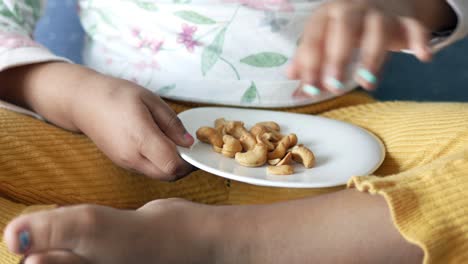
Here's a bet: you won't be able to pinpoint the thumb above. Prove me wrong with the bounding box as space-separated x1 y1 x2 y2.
142 93 194 147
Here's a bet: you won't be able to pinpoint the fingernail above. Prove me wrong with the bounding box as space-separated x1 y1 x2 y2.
19 230 30 253
357 68 378 85
303 84 321 96
184 132 194 144
324 76 345 90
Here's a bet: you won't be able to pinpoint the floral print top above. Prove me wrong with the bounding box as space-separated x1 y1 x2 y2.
0 0 467 107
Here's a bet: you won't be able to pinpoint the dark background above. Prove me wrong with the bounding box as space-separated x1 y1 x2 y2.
35 0 468 102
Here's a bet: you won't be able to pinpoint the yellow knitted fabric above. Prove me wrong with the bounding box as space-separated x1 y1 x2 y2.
0 91 467 263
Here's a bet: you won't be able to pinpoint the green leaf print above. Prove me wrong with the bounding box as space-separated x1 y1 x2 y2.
134 2 159 11
201 27 227 76
174 11 216 25
157 84 176 95
0 2 23 26
241 82 258 104
240 52 288 68
24 0 41 20
93 9 117 29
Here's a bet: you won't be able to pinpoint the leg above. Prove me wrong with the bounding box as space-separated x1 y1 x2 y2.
4 189 422 264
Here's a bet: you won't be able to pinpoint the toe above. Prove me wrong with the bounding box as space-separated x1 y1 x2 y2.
4 205 108 255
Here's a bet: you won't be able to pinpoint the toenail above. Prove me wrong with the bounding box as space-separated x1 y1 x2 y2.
19 230 31 253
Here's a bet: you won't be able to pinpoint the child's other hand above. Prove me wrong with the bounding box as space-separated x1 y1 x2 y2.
71 78 194 181
288 0 432 95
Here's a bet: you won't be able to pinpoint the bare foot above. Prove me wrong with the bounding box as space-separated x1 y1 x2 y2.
4 199 221 264
4 190 422 264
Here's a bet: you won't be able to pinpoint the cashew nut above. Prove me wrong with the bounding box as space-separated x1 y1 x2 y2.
256 134 275 151
268 158 281 165
255 121 280 132
221 135 243 158
288 134 298 147
196 127 223 148
235 144 268 167
277 152 293 166
214 118 227 135
267 165 294 175
225 121 256 151
291 145 315 168
267 135 293 160
250 124 282 140
240 134 257 151
213 146 223 153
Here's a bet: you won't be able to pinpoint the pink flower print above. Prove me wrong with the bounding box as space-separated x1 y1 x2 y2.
0 33 40 49
134 60 160 71
148 39 163 53
129 27 164 54
177 24 201 53
131 28 141 38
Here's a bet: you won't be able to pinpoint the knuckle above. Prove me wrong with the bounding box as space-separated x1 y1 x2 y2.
367 12 385 26
329 3 348 19
166 113 184 131
75 205 102 235
115 149 139 169
161 158 181 179
143 166 163 179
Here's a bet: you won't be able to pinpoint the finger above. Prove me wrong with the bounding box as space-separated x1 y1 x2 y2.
141 92 194 147
4 205 110 255
133 153 194 181
322 3 365 93
286 54 300 80
131 154 167 179
294 10 328 96
356 11 389 90
400 18 432 62
137 110 193 180
24 250 87 264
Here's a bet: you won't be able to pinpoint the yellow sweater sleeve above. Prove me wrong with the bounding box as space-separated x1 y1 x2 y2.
349 150 468 264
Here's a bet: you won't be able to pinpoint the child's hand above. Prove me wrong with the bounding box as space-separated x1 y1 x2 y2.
70 77 194 181
288 0 433 95
1 63 194 181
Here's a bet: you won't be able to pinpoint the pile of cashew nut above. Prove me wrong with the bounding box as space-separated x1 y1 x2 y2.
196 118 315 175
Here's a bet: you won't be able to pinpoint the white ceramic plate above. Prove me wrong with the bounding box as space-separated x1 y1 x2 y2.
177 107 385 188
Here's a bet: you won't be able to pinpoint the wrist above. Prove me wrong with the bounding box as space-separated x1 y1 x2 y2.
0 62 110 131
67 69 122 133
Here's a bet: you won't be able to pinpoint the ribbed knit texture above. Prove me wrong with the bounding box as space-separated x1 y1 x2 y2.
0 91 467 263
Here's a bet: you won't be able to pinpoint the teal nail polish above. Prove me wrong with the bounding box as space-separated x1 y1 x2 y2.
325 77 345 90
19 231 30 253
303 85 321 96
357 68 378 84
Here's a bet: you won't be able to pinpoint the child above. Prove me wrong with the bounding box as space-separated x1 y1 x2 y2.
0 0 467 262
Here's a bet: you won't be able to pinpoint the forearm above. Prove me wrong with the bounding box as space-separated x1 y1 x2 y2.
0 62 116 131
217 189 423 263
413 0 457 31
377 0 457 31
